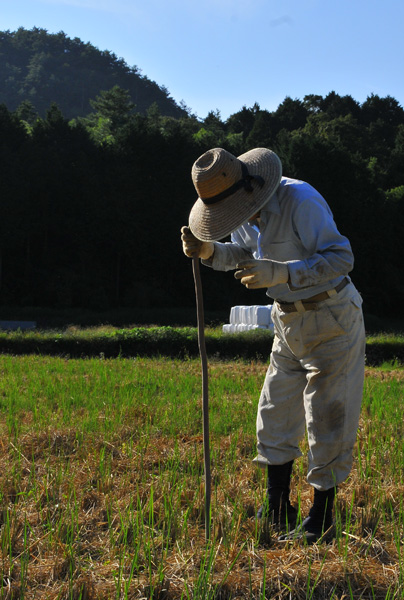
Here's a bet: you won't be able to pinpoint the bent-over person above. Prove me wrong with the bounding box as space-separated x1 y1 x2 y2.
181 147 365 544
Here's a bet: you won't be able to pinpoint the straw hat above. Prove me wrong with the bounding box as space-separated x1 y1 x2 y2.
188 147 282 241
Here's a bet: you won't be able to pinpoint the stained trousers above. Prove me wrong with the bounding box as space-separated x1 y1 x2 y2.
256 282 366 491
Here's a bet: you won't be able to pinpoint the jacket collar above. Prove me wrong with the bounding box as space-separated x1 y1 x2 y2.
260 183 282 217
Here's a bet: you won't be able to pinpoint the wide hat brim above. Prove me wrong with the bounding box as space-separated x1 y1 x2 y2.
189 148 282 242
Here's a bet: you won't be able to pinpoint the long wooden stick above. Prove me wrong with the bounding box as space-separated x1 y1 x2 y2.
192 257 211 541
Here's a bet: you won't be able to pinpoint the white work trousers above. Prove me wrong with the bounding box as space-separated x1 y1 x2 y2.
256 282 366 491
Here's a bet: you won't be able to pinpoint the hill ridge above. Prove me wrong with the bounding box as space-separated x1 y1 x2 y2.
0 26 188 119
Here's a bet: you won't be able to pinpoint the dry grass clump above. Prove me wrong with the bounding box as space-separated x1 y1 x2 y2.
0 358 403 598
0 429 402 599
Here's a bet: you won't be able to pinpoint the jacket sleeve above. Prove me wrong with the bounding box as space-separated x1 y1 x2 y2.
201 234 252 272
287 196 354 289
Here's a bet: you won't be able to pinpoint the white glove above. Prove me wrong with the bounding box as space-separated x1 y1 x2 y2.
234 259 289 289
181 226 214 260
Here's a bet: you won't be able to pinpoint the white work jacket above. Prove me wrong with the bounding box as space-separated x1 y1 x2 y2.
204 177 353 303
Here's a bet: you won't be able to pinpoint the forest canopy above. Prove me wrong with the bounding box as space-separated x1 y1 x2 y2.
0 28 403 321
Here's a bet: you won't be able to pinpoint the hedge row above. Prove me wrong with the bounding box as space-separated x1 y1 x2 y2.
0 327 271 361
0 327 403 366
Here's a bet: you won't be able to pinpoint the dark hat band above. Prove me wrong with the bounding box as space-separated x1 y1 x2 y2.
200 160 265 206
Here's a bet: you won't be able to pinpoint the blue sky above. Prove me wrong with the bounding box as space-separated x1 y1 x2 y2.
2 0 404 120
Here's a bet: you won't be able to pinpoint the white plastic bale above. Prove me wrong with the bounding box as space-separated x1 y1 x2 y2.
222 323 274 333
230 306 242 324
255 306 272 326
223 304 274 334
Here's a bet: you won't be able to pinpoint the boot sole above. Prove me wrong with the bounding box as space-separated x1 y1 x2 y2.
278 523 335 545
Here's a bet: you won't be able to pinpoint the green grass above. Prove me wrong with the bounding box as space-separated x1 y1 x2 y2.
0 355 403 598
0 354 261 437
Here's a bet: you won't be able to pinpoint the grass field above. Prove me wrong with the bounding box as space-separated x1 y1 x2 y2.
0 354 403 599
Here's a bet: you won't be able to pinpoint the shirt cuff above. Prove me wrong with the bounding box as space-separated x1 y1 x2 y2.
200 242 236 271
287 259 314 290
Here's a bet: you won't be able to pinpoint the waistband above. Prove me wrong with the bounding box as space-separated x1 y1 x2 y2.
277 277 350 313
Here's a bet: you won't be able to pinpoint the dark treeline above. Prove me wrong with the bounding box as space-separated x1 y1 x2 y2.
0 32 403 320
1 91 403 320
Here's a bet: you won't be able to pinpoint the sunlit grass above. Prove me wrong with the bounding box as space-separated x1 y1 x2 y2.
0 355 403 598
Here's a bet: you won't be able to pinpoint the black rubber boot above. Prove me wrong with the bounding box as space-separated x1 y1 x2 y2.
257 460 297 531
279 486 337 544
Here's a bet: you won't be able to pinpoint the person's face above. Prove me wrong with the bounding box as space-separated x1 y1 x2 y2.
248 210 261 223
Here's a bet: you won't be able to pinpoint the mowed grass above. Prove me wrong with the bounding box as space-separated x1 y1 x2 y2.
0 355 403 599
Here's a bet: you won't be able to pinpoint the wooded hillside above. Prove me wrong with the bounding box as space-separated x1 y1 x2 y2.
0 28 187 119
0 29 403 322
